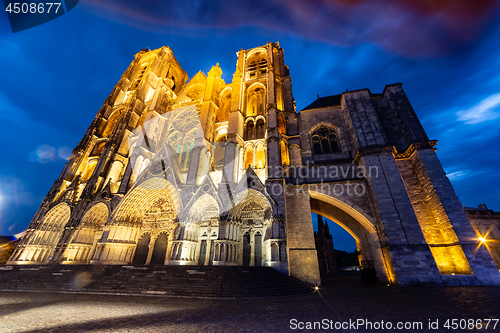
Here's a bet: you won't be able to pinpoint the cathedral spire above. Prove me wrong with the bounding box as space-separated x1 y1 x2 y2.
317 214 325 235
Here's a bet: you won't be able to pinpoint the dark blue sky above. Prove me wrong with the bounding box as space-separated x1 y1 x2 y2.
1 1 499 252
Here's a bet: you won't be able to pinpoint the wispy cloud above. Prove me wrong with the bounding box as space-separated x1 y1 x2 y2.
80 0 500 57
0 176 36 234
456 92 500 124
446 170 470 180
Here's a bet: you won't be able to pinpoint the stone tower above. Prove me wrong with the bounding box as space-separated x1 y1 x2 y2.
314 215 337 273
9 43 500 286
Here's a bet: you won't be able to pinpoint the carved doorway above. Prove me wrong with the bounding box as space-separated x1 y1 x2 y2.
243 233 251 266
150 232 169 265
133 233 150 265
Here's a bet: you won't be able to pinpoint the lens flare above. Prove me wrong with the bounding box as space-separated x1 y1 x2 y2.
72 271 93 289
58 146 72 160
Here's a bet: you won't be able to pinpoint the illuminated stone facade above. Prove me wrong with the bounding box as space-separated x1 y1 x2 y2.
465 205 500 271
8 43 500 286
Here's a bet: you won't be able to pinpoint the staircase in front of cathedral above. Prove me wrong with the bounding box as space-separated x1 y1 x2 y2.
0 265 314 298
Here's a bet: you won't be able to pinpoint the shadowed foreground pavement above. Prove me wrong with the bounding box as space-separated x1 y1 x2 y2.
0 272 499 332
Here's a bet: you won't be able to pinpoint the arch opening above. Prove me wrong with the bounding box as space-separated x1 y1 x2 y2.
133 233 151 265
150 232 169 265
309 190 391 284
12 203 71 264
63 203 109 264
93 177 180 265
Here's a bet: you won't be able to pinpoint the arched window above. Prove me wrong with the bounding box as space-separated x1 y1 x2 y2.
246 87 266 117
102 111 121 137
255 143 266 169
256 119 265 139
311 126 340 155
217 92 231 122
271 243 279 261
245 120 255 141
81 159 98 181
246 52 267 80
91 141 106 156
167 106 199 172
278 114 286 135
244 145 254 169
276 80 284 111
280 140 290 166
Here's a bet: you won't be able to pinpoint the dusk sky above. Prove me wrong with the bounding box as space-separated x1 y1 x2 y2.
1 1 500 252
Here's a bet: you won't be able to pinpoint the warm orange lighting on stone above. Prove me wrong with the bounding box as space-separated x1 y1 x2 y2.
429 245 473 275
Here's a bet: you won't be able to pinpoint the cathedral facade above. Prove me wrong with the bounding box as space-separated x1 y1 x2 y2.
8 43 500 286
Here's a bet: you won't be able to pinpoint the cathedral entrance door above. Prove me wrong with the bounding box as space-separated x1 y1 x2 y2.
208 240 215 266
133 234 150 265
150 233 168 265
243 233 251 266
198 240 207 265
254 233 262 266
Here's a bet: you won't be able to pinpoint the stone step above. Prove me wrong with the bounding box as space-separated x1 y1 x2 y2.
0 265 314 298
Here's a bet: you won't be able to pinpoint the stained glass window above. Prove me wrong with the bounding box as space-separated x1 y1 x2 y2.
167 107 200 171
171 107 198 132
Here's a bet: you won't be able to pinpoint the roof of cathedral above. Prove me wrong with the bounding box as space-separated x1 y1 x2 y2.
302 94 342 110
302 91 384 111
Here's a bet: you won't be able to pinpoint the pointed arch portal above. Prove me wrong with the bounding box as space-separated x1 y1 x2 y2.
150 232 169 265
308 190 391 283
133 233 151 265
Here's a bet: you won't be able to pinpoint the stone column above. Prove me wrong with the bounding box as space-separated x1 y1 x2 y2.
285 188 321 286
415 149 500 285
359 152 442 285
204 241 212 266
145 235 155 265
164 233 174 265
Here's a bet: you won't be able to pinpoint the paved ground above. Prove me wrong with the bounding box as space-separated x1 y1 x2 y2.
0 272 499 332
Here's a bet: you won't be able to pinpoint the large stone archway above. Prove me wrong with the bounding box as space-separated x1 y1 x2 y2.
10 203 71 264
285 183 393 286
94 177 180 265
309 190 391 283
63 202 109 264
169 194 219 266
230 189 273 267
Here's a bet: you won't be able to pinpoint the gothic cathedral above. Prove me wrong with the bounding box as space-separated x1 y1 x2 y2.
8 43 500 286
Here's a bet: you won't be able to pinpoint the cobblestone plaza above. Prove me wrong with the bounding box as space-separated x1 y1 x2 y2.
1 273 499 332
